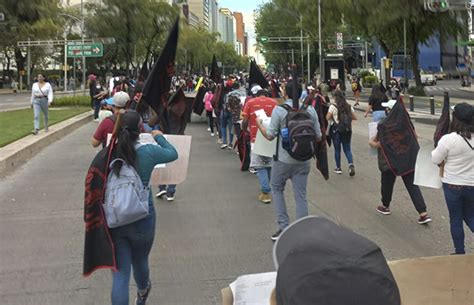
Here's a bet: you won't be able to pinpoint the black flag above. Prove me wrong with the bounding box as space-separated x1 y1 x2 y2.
433 92 450 147
378 97 420 176
139 58 149 79
167 86 187 135
249 59 268 89
142 16 180 134
192 85 206 116
210 54 221 84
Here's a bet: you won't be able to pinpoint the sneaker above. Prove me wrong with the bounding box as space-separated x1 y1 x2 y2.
249 168 257 174
217 138 223 144
210 133 215 137
258 192 272 204
418 214 432 224
31 129 39 135
220 144 228 149
227 145 233 150
271 229 282 241
349 164 355 177
166 193 175 202
376 205 391 215
207 127 211 131
334 168 342 174
135 281 151 305
94 118 99 122
155 190 167 198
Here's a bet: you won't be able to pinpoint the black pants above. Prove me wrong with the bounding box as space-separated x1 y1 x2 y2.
233 122 241 139
206 110 214 133
381 171 427 214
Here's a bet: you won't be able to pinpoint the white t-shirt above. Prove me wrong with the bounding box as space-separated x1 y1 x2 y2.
328 104 355 124
431 132 474 186
31 82 53 104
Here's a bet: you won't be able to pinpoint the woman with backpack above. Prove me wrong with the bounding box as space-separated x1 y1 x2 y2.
326 91 357 176
107 111 178 305
432 103 474 254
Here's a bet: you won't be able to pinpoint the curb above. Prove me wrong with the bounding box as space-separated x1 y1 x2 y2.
0 111 92 177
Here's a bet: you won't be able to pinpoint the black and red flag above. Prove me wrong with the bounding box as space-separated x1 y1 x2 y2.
209 54 221 84
192 85 206 116
314 97 329 180
142 16 180 134
433 92 450 147
139 58 149 79
249 59 268 89
270 79 280 98
377 97 420 176
167 86 187 135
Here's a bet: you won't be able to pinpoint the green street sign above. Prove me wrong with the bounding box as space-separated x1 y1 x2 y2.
67 43 103 57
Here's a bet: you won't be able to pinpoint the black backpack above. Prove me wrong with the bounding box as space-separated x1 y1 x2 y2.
278 104 318 161
335 107 352 134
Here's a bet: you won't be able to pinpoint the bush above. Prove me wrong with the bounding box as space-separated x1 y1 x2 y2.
359 70 373 80
362 75 378 88
53 95 91 107
407 86 426 96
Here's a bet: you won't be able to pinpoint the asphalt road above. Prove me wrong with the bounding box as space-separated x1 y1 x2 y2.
0 90 88 112
0 115 471 305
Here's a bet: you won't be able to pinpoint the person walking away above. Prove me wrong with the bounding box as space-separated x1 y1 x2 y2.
351 77 362 106
364 84 388 123
107 111 178 305
89 75 103 121
220 82 241 149
369 99 432 224
242 85 277 203
256 80 322 240
11 78 19 94
388 79 401 100
432 103 474 254
30 74 53 135
204 87 215 136
326 91 357 176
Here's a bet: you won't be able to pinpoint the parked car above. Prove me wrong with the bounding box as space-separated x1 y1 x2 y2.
434 72 446 80
421 73 437 86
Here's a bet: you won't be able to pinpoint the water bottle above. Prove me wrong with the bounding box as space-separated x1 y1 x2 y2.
281 127 290 150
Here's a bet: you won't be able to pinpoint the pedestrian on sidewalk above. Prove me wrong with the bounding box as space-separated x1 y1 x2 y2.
432 103 474 255
351 77 362 106
256 80 322 240
108 111 178 305
369 99 432 224
11 78 19 94
30 74 53 135
242 85 277 204
364 84 388 122
326 92 357 176
220 82 242 149
89 74 103 121
203 86 215 136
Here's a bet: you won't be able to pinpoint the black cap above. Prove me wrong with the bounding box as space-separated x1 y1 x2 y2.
120 111 140 133
453 103 473 125
273 216 401 305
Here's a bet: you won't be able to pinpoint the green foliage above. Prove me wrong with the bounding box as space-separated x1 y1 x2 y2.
53 95 91 107
362 75 378 88
359 70 374 80
407 86 426 96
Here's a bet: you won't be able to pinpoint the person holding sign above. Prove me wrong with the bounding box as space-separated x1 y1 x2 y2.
432 103 474 254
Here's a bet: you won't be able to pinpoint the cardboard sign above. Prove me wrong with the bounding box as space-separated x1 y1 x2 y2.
414 145 442 189
149 135 192 185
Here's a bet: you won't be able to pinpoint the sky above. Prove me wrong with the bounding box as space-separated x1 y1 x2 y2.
218 0 268 64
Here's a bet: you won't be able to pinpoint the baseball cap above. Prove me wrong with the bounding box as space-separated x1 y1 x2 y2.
113 91 130 108
452 103 473 125
273 216 401 305
251 85 263 95
307 85 315 91
382 99 397 109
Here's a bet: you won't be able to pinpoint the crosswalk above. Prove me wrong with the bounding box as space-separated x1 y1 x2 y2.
424 86 462 93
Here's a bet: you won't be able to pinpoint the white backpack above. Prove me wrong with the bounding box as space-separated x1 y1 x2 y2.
103 158 149 228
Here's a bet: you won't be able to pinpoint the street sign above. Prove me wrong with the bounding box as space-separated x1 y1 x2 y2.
67 43 103 57
326 53 344 57
336 32 343 50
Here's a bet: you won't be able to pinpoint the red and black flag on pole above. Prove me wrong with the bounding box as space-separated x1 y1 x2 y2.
167 86 187 135
142 16 180 134
433 92 450 147
270 79 280 98
192 85 206 116
209 54 221 84
249 59 268 89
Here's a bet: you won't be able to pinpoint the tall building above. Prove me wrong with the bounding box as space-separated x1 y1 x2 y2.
218 8 234 45
233 12 245 56
208 0 219 33
188 0 210 28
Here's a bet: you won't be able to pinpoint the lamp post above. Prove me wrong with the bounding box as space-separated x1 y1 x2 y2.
318 0 322 82
81 0 86 92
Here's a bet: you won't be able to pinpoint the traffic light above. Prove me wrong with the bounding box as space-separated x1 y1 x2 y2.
425 0 449 12
259 36 269 43
383 58 392 69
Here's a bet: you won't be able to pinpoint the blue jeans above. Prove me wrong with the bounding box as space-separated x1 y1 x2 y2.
256 167 271 193
331 131 353 169
33 97 49 130
271 161 311 230
110 205 156 305
159 184 176 195
443 183 474 254
373 110 386 123
220 111 233 145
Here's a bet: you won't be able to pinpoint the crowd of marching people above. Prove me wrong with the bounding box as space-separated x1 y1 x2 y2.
82 66 473 305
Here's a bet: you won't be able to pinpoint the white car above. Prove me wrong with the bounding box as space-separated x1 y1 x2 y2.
421 74 437 86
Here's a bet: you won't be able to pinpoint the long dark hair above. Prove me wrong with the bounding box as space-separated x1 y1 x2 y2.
450 115 473 140
111 112 140 176
370 84 387 102
334 91 351 114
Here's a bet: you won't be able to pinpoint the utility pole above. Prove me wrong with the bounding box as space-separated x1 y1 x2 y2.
27 37 31 89
81 0 86 92
307 40 310 82
64 31 67 92
300 14 304 81
318 0 323 82
404 18 408 91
